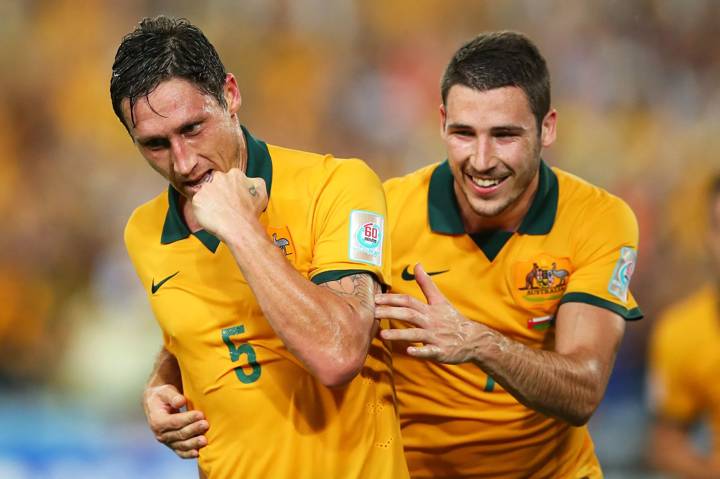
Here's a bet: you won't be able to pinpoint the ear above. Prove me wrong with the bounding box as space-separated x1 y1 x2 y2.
224 73 242 114
439 103 447 137
540 108 557 148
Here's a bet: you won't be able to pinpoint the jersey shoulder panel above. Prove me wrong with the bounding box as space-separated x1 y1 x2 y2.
554 167 639 253
383 162 438 232
124 191 167 253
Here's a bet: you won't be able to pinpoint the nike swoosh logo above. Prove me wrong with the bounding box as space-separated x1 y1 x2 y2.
401 265 449 281
151 271 179 294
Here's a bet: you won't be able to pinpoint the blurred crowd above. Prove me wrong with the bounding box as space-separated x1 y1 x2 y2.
0 0 718 475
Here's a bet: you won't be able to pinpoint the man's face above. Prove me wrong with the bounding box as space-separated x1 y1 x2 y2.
121 75 242 199
440 85 556 226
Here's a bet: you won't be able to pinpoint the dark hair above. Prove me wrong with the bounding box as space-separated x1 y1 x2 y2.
441 31 550 129
110 15 227 130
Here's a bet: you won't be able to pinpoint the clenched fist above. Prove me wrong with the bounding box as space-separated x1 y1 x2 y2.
192 168 268 241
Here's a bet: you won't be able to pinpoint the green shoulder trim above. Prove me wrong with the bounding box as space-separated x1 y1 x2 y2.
311 269 387 292
560 292 643 321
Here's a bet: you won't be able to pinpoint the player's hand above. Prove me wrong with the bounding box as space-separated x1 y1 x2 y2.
375 263 490 364
143 384 210 459
192 168 268 240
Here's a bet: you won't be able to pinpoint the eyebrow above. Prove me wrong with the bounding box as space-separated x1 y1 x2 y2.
134 117 205 146
136 135 168 147
446 122 528 134
489 125 527 135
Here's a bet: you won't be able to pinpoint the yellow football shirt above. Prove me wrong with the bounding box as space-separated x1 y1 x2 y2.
125 127 408 479
648 284 720 458
384 160 641 479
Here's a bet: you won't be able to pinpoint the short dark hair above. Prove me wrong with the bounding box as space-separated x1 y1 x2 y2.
441 31 550 129
110 15 227 131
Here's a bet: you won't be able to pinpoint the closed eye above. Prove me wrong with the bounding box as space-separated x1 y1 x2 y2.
491 127 525 138
180 121 202 136
140 137 170 150
447 127 475 137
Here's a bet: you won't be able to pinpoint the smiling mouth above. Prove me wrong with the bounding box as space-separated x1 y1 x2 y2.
466 173 509 189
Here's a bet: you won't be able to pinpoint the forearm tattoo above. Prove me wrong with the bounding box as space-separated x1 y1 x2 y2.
249 185 258 197
318 273 380 315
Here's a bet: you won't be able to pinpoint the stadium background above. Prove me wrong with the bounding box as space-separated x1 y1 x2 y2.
0 1 717 477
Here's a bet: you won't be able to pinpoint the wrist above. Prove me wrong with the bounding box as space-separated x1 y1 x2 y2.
471 324 508 366
217 213 262 244
222 217 270 256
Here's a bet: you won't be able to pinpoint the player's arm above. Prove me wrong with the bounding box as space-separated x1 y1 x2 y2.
648 417 720 479
377 264 623 426
143 347 209 458
192 169 379 387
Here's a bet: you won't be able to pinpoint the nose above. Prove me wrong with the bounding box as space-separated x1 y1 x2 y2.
469 135 495 172
170 138 197 177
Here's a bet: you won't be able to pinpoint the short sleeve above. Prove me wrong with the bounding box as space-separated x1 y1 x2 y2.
647 312 702 423
308 159 391 289
559 197 642 320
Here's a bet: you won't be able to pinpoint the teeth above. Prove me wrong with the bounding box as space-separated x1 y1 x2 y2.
188 171 212 187
471 176 501 187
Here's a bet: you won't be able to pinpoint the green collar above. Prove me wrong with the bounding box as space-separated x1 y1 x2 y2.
160 125 273 252
427 159 558 260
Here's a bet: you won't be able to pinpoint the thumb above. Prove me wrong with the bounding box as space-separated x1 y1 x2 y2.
414 263 447 305
155 385 186 409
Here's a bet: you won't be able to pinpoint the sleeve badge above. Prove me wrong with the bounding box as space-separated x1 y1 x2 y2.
349 210 384 266
608 246 637 302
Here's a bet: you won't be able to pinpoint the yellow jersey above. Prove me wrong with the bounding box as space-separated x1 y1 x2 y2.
125 127 408 478
384 160 641 479
648 284 720 459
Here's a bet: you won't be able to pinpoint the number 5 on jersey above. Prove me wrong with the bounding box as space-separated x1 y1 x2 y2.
222 325 262 384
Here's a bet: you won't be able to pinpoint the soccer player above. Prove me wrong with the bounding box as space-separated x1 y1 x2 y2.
111 16 408 478
376 31 642 478
647 175 720 478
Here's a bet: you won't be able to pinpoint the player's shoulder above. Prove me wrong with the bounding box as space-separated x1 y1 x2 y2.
383 162 439 203
124 190 167 248
268 144 379 187
553 166 637 231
